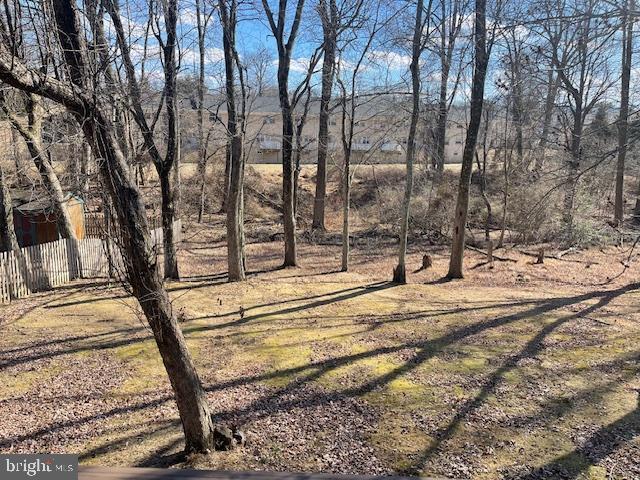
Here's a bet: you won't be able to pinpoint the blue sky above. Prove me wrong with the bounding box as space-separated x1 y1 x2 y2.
99 0 629 109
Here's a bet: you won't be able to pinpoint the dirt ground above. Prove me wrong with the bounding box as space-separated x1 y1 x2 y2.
1 213 639 480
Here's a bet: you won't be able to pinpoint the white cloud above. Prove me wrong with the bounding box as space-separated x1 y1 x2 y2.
180 7 199 26
129 42 162 64
368 50 412 71
103 13 148 40
181 47 225 65
271 57 321 74
288 57 311 73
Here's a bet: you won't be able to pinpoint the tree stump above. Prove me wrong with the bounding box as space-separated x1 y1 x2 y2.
486 240 494 269
212 425 246 451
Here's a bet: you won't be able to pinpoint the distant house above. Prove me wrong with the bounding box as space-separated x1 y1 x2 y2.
11 190 86 247
169 93 468 165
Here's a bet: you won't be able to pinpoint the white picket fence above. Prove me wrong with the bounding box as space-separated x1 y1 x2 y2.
0 219 181 304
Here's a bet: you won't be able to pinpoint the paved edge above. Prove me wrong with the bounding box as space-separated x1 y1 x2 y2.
78 466 447 480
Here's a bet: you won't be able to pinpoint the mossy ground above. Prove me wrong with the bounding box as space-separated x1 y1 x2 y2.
1 271 639 479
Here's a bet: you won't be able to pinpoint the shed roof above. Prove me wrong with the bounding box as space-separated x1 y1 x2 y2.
11 190 84 215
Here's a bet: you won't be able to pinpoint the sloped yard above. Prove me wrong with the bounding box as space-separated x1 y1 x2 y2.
1 267 639 479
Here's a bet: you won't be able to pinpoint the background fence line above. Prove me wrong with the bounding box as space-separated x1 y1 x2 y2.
0 219 181 304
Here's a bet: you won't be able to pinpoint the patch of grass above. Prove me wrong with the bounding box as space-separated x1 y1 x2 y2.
80 411 182 466
250 335 314 387
112 336 204 395
4 279 639 477
0 362 64 401
370 421 434 473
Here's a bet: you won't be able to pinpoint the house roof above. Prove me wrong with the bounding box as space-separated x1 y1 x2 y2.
179 92 468 120
11 190 83 215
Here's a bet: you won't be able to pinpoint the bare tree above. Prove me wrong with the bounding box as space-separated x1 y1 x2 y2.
535 68 560 172
246 47 274 96
614 0 634 225
0 0 77 242
430 0 467 174
337 79 352 272
0 93 77 241
291 47 323 216
539 0 616 244
502 28 528 167
446 0 490 279
105 0 182 279
0 0 217 452
0 161 19 253
334 1 394 272
196 0 212 223
220 0 247 281
393 0 431 283
312 0 339 231
474 100 494 241
311 0 365 231
261 0 306 267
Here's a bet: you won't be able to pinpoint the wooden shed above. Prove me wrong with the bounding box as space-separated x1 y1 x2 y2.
11 191 86 247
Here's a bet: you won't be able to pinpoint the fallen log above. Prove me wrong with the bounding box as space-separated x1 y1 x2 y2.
466 245 517 262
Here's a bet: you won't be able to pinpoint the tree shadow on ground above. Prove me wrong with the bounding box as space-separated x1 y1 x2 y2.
1 282 395 371
404 284 639 477
516 396 639 479
40 276 229 309
203 283 639 428
3 281 639 474
78 420 180 463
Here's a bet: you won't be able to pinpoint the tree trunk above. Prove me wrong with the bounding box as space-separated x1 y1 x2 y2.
261 0 305 267
393 0 424 284
562 159 578 245
498 147 509 248
280 88 298 267
433 0 462 175
102 190 115 279
195 0 208 224
475 150 492 241
11 128 26 186
138 163 146 186
161 0 180 280
160 170 180 280
0 163 20 253
220 0 246 282
509 50 525 168
341 151 351 271
173 117 182 221
292 88 312 219
93 126 213 451
293 148 301 218
614 0 633 226
447 0 488 279
312 0 337 231
80 141 91 200
226 148 245 282
435 68 449 174
562 100 583 246
512 84 524 166
535 71 559 172
220 149 231 214
634 170 640 223
198 174 208 222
